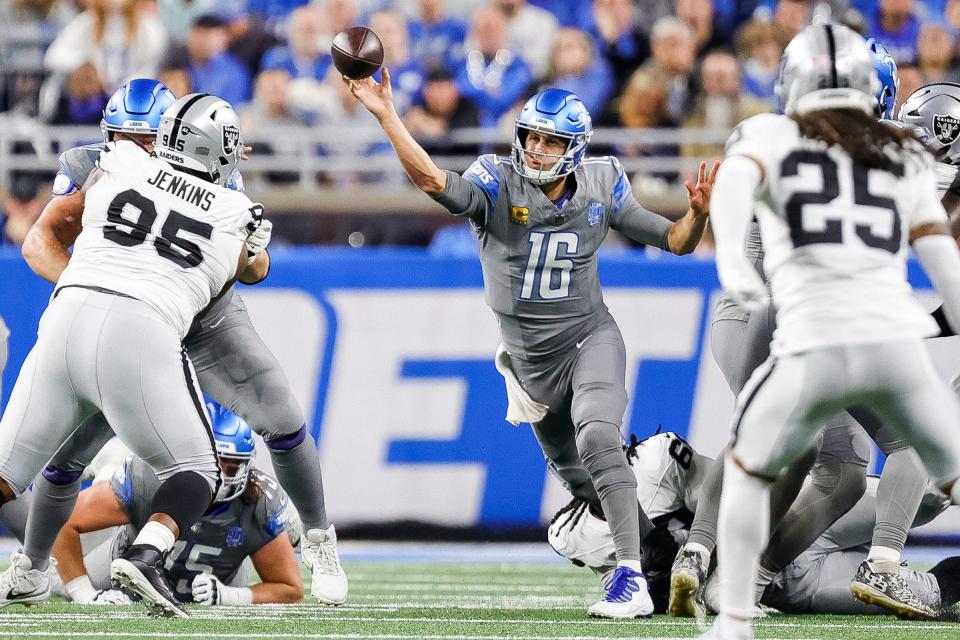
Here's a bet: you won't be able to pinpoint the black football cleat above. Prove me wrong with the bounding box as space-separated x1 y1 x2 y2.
110 544 188 618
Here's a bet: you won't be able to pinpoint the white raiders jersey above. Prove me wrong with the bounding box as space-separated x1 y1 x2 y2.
56 141 261 337
628 432 698 520
725 113 945 356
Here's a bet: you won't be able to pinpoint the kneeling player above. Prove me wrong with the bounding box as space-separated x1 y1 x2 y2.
52 400 303 610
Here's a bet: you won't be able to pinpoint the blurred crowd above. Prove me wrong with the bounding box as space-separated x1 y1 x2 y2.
0 0 953 247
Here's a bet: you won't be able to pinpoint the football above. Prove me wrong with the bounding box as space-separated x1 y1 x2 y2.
331 26 384 80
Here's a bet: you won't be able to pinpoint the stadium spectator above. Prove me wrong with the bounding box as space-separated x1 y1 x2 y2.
541 28 614 117
495 0 559 80
157 0 218 43
370 10 424 116
895 63 924 113
403 65 480 156
916 22 959 83
676 0 733 58
735 18 782 105
867 0 922 64
224 0 283 76
408 0 467 70
247 0 309 32
158 66 191 97
772 0 812 49
240 69 304 183
0 0 74 114
43 0 167 94
261 5 332 81
0 174 44 246
624 16 696 126
573 0 650 92
454 5 533 127
324 0 360 37
680 51 767 161
164 13 252 107
617 72 670 129
47 62 109 125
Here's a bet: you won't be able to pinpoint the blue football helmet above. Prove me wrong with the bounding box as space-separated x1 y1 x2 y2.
512 89 592 186
204 396 256 502
101 78 176 143
866 38 899 120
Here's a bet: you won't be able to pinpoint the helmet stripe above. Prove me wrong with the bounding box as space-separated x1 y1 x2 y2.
824 24 838 89
167 93 210 152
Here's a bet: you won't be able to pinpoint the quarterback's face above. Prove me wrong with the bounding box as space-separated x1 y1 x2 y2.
523 130 567 171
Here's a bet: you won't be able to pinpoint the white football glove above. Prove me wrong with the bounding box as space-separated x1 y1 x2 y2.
191 573 223 606
245 219 273 260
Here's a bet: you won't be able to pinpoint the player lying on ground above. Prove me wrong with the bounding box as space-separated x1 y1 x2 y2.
53 399 303 607
18 78 346 606
549 431 960 618
348 67 716 619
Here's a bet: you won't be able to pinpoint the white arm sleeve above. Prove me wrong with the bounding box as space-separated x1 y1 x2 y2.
914 233 960 334
712 155 768 311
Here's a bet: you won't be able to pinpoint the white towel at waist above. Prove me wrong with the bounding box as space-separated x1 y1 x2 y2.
494 344 549 426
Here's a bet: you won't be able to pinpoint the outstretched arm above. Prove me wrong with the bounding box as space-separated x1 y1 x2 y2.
21 192 85 283
345 68 447 195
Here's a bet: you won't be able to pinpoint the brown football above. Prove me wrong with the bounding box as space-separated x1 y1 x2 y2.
331 26 384 80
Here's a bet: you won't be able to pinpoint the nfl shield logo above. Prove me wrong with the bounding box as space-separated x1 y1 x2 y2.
226 526 245 548
222 125 241 155
587 202 605 226
933 114 960 145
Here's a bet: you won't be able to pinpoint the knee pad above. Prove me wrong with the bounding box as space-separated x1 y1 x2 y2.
575 421 635 499
263 425 307 451
150 471 215 533
41 466 83 486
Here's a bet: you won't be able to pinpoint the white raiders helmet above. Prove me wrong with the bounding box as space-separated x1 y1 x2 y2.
899 83 960 165
155 93 244 187
775 23 879 116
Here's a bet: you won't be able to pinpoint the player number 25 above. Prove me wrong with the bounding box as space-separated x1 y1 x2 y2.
103 189 214 268
520 231 578 300
781 150 904 254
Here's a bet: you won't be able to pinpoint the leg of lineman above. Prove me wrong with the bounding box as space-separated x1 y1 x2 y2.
846 407 931 616
183 295 344 604
19 415 115 573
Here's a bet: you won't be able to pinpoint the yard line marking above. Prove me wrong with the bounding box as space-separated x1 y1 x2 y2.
0 633 815 640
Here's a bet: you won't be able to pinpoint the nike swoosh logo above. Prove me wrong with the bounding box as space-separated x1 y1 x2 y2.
209 315 226 328
576 335 592 349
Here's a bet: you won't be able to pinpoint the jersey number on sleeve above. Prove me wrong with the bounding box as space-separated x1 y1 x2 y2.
781 150 904 253
520 231 578 300
104 189 213 268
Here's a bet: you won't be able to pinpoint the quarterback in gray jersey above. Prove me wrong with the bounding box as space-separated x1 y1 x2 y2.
52 400 303 607
19 79 346 605
348 69 717 618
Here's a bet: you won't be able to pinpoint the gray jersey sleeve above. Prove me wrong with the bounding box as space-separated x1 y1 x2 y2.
53 145 104 196
110 456 161 530
245 470 290 553
607 159 671 250
432 155 505 225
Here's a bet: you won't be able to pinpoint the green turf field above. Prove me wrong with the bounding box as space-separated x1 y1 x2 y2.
0 560 957 640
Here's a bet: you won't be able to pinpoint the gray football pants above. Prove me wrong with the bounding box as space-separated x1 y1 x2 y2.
46 293 306 474
733 340 960 490
0 288 219 494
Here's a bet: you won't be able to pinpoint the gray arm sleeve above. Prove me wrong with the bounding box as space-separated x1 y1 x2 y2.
431 171 489 225
611 198 672 250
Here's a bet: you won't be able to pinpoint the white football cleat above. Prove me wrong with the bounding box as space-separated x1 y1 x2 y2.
301 525 348 605
698 614 754 640
0 552 50 608
586 565 654 618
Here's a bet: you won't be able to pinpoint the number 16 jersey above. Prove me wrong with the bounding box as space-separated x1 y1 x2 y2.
56 141 260 338
725 113 945 356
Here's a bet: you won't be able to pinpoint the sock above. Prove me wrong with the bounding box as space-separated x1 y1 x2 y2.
686 542 711 566
718 455 770 619
23 472 82 571
600 486 641 563
872 448 926 554
867 545 901 569
686 455 723 553
619 559 643 573
133 521 176 554
266 428 329 530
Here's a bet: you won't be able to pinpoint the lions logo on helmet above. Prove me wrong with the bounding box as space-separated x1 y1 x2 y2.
866 38 899 120
512 88 592 186
203 396 256 503
101 78 176 143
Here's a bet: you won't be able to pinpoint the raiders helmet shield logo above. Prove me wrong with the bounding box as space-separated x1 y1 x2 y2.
933 114 960 145
222 125 241 155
